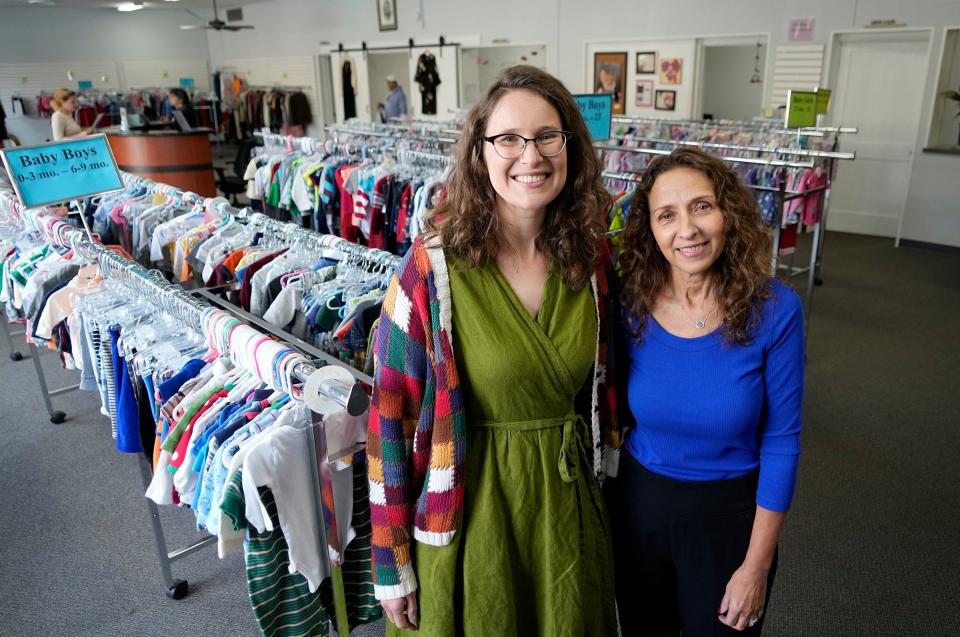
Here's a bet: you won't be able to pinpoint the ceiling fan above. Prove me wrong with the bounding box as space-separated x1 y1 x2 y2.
180 0 253 31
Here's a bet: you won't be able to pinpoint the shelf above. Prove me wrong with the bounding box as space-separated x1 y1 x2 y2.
922 146 960 155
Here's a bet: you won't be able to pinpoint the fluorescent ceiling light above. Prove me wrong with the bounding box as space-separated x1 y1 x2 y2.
116 2 144 11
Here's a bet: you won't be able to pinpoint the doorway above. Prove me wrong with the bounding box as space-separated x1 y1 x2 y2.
825 30 932 237
460 45 547 108
367 51 409 122
699 41 766 120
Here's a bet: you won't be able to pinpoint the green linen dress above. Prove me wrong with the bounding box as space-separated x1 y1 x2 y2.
387 257 618 636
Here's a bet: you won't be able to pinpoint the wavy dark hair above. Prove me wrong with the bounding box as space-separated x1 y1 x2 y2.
425 65 610 289
619 148 772 345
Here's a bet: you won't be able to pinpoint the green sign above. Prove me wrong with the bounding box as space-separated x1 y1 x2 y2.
815 89 832 115
179 77 195 89
78 80 93 90
785 90 817 128
0 134 123 209
574 93 613 141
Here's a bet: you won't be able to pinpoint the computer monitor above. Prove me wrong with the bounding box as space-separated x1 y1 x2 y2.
172 110 192 132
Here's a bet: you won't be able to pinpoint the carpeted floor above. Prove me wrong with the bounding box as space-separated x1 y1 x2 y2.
0 231 957 636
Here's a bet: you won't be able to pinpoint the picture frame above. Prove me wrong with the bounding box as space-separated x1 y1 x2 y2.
377 0 398 32
635 79 654 107
636 51 657 75
593 51 628 115
659 57 683 85
655 89 676 111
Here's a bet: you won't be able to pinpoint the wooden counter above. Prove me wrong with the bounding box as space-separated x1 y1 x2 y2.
107 130 216 196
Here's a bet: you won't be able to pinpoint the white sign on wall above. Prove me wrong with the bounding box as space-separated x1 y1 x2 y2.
788 18 816 42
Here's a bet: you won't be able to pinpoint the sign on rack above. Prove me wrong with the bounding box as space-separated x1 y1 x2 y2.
784 90 817 128
815 88 832 115
0 134 124 209
574 93 613 141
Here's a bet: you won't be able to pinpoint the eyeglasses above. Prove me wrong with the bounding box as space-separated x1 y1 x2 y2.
481 130 571 159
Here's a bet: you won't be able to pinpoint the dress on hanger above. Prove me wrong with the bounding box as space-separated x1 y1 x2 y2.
388 257 618 636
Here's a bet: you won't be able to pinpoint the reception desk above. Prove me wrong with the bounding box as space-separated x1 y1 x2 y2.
107 129 216 196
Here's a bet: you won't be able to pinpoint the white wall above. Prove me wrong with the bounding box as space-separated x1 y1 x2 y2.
0 7 210 64
701 44 766 121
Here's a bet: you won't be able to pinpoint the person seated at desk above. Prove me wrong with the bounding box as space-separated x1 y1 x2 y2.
164 88 199 129
51 88 92 140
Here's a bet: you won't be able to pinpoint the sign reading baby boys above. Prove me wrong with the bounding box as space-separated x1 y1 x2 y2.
0 134 123 209
574 93 613 141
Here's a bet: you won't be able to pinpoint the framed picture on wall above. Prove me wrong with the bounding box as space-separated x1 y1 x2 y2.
636 51 657 74
377 0 398 31
659 57 683 85
635 79 654 107
593 51 628 115
655 89 676 111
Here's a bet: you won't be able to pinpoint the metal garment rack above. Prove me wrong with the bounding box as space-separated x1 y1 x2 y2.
3 189 390 635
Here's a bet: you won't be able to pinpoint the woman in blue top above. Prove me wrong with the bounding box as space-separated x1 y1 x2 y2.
611 148 805 635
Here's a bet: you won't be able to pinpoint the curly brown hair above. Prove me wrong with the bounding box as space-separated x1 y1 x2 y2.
619 148 772 345
425 65 610 289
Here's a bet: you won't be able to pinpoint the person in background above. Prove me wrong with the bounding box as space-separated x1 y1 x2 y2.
51 89 91 140
377 74 407 122
611 148 805 634
166 88 199 128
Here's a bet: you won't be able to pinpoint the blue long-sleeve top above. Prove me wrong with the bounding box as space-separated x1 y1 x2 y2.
624 279 805 512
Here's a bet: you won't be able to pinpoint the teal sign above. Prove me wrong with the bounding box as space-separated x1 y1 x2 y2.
78 80 93 90
0 134 123 209
574 93 613 141
179 77 195 89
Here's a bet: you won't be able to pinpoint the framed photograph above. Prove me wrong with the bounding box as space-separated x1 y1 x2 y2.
655 89 676 111
659 57 683 85
593 51 628 115
377 0 397 31
636 51 657 75
635 79 654 107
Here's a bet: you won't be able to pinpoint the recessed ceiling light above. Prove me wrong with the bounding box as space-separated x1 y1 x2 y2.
117 2 144 11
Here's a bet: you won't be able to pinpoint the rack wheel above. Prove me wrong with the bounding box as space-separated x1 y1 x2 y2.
50 411 66 424
166 579 189 600
9 352 22 361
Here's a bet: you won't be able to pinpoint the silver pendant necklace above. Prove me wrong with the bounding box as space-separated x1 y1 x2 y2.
675 299 717 330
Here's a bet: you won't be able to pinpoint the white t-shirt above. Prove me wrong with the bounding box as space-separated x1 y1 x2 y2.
51 111 82 140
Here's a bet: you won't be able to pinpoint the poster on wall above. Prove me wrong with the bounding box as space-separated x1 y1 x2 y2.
655 90 676 111
593 52 627 115
635 80 654 107
636 51 657 74
659 57 683 85
377 0 397 31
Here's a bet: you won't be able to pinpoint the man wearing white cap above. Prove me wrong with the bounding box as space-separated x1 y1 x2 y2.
378 74 407 121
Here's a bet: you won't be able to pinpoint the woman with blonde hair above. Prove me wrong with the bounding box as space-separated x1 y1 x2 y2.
367 65 622 635
50 88 90 140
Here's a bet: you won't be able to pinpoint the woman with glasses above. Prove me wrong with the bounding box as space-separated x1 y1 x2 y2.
367 65 622 635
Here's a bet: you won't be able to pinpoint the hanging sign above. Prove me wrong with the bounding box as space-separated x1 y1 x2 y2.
78 80 93 90
815 88 832 114
0 134 124 209
574 93 613 141
788 17 815 41
785 90 817 128
179 77 195 89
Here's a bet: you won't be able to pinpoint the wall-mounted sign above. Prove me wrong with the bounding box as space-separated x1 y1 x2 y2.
0 134 123 209
78 80 93 90
179 77 195 89
574 93 613 141
815 88 832 115
788 17 815 41
785 90 817 128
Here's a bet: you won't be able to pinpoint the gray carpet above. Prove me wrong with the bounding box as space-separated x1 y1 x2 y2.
0 231 957 636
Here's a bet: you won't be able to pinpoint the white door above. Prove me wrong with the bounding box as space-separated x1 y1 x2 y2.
331 52 372 123
408 46 459 119
826 31 930 237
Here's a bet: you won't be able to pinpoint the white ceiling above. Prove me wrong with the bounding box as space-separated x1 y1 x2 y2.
0 0 257 9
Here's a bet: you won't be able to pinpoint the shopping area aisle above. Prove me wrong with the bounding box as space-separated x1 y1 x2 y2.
0 231 957 636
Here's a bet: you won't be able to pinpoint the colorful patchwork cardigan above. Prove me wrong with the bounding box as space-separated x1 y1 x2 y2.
366 235 623 600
